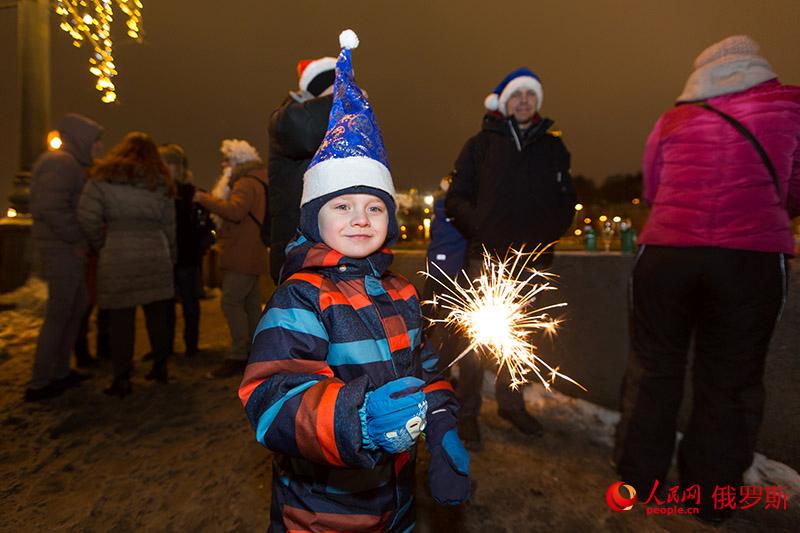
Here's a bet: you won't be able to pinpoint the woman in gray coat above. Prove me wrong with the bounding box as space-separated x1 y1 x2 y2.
78 132 176 397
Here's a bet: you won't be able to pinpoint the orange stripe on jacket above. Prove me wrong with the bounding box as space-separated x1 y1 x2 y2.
424 380 455 394
386 285 418 303
238 359 334 406
319 290 350 311
335 279 372 310
316 381 346 466
287 272 323 287
238 378 265 407
295 381 328 464
283 505 390 532
387 332 411 353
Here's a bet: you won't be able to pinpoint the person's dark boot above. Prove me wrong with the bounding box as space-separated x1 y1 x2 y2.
56 370 93 389
457 415 482 451
24 382 66 402
205 358 247 379
145 359 169 383
498 408 544 436
104 375 132 398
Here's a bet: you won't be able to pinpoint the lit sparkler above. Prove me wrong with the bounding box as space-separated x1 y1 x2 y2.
421 245 586 392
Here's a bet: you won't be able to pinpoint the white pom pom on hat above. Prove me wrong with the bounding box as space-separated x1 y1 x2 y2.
339 29 359 50
484 93 500 111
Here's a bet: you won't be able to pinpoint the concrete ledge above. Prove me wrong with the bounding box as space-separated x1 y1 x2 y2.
391 250 800 473
0 218 34 293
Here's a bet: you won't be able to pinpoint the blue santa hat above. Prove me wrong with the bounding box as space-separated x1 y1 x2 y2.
299 29 398 244
484 67 544 116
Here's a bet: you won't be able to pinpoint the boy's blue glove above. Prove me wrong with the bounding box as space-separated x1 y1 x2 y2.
426 409 470 506
360 376 428 455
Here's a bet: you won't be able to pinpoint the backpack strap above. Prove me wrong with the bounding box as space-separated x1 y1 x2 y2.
240 174 268 226
692 102 781 201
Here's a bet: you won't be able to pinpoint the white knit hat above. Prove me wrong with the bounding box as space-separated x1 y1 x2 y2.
220 139 261 166
677 35 777 102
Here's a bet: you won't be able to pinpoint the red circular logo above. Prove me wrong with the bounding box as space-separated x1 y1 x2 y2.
606 481 637 512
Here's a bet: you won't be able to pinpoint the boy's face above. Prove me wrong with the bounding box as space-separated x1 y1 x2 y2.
318 193 389 258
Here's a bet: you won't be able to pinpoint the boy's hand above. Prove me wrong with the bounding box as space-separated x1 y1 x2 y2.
360 377 427 454
426 410 470 505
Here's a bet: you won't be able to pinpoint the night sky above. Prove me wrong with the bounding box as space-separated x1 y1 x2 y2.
2 0 799 208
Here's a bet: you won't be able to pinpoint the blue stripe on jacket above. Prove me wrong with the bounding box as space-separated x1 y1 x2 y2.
327 338 392 365
253 307 329 342
255 380 320 445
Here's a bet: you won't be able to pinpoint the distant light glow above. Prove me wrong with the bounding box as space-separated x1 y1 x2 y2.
612 216 622 223
47 131 62 150
6 208 18 218
574 203 584 211
423 195 434 206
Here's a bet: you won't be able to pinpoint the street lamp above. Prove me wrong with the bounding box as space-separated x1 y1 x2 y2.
47 130 62 150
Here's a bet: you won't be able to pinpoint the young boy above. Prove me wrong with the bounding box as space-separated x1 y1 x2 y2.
239 30 470 532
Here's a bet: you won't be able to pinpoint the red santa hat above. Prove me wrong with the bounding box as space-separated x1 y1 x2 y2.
297 57 337 97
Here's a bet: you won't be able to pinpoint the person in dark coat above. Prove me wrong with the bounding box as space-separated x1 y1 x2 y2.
267 56 335 285
421 174 468 372
26 113 103 402
78 132 177 397
445 67 577 449
159 144 214 357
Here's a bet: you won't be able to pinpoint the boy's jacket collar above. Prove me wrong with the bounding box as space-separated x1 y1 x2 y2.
282 234 394 281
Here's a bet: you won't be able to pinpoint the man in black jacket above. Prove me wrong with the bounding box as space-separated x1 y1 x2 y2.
159 144 214 357
267 57 335 284
446 67 577 449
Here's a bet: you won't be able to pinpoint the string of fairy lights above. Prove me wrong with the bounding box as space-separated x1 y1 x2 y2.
53 0 144 103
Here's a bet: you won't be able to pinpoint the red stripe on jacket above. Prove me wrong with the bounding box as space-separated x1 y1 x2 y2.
424 380 455 394
238 359 334 406
316 381 346 466
286 272 323 287
283 505 390 532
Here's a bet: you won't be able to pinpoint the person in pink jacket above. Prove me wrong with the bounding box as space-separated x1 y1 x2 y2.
614 35 800 525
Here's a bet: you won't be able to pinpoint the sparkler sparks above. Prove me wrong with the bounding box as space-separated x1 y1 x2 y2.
421 245 586 392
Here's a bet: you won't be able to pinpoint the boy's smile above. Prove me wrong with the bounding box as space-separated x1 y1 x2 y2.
318 193 389 258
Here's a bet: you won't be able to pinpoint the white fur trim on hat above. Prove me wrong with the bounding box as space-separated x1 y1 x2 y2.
220 139 261 166
484 93 500 111
301 156 395 206
498 76 543 115
298 57 336 93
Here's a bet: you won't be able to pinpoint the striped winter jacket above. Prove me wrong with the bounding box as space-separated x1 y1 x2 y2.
239 235 458 532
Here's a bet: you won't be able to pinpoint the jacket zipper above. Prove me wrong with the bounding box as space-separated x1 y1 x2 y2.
508 121 522 152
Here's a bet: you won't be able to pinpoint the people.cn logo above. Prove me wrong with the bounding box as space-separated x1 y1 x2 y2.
606 482 637 512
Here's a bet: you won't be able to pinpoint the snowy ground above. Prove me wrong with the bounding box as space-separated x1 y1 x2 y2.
1 278 799 532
